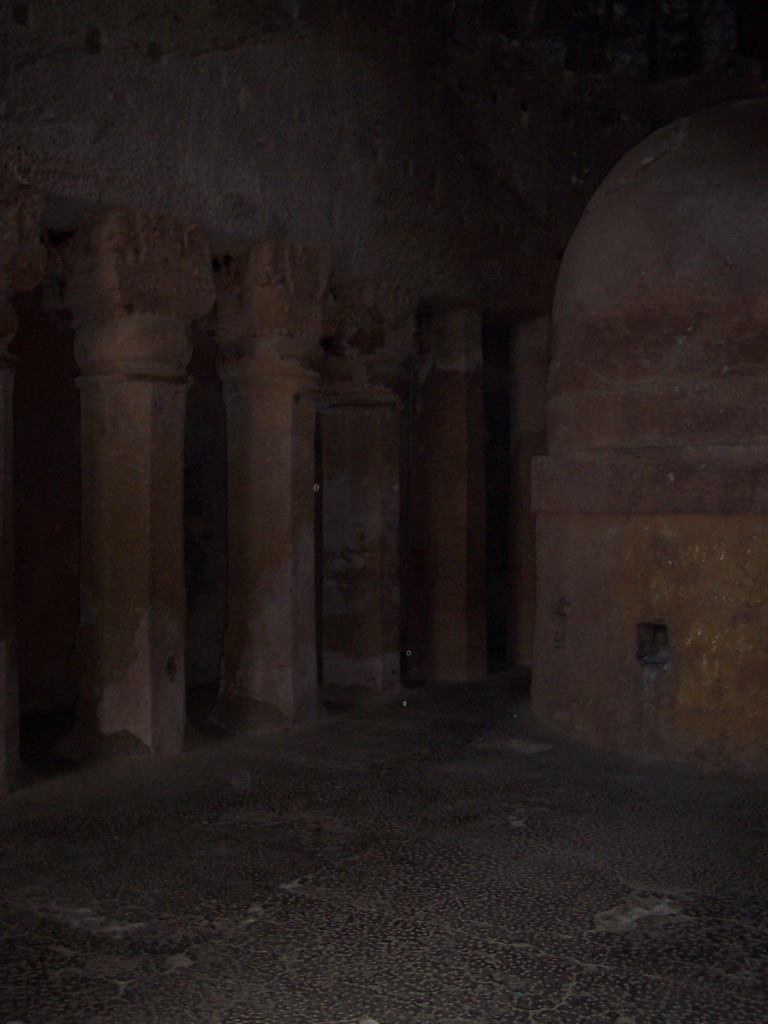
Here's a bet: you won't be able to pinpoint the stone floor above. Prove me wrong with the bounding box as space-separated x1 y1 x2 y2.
1 680 767 1024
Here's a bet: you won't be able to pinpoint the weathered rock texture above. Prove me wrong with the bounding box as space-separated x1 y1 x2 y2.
532 97 768 773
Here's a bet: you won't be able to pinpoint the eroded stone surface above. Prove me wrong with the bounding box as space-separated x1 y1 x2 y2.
2 684 767 1024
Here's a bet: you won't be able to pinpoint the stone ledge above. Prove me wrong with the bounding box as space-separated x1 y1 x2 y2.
533 444 768 514
547 377 768 453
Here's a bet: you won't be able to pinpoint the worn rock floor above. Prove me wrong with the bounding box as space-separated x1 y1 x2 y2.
1 681 767 1024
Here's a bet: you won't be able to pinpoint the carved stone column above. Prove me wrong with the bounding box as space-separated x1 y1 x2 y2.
212 242 330 732
407 306 487 683
320 282 415 703
62 209 214 760
0 184 45 793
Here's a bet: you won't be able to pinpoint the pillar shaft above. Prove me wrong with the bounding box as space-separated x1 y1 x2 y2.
74 318 191 756
509 317 550 667
408 307 486 682
212 242 329 732
319 281 415 702
63 210 213 759
320 398 402 700
215 358 318 729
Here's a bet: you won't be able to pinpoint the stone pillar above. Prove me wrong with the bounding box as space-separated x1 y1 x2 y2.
407 306 486 683
212 242 329 732
0 184 45 794
62 210 213 760
320 282 415 703
509 317 550 668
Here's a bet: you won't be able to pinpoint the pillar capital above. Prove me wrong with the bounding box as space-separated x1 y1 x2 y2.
215 241 330 365
323 279 417 396
73 314 194 382
64 208 214 327
416 305 483 376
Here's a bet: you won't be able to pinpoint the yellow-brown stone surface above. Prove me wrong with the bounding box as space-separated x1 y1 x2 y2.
534 513 768 773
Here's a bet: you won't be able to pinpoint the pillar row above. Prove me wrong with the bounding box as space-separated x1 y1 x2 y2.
319 281 416 702
0 184 45 794
212 242 330 732
62 209 214 760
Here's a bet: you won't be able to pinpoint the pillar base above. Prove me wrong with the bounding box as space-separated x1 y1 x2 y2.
209 690 314 735
320 676 402 708
54 723 153 764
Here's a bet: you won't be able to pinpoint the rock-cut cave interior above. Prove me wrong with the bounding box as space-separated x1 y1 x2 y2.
1 2 767 1022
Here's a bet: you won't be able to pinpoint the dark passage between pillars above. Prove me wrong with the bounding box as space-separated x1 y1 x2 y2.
482 318 511 674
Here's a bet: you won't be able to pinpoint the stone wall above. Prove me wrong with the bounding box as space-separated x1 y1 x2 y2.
1 1 760 316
